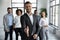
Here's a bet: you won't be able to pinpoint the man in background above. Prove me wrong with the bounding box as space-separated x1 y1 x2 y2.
3 7 14 40
34 10 40 21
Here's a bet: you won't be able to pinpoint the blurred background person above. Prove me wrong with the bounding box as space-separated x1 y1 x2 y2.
39 10 49 40
3 7 14 40
13 9 23 40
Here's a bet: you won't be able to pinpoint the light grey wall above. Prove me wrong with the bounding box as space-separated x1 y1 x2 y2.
0 0 11 28
37 0 49 22
37 0 48 14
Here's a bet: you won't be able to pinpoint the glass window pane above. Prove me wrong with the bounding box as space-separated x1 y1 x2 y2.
50 8 53 15
56 6 59 14
12 4 24 7
49 8 53 23
32 8 36 13
52 6 56 25
53 6 56 15
55 6 59 26
51 1 55 6
12 0 23 2
12 8 17 17
56 0 59 4
25 0 36 3
32 4 36 7
53 1 55 5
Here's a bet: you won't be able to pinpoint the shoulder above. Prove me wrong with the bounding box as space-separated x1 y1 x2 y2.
3 14 7 18
21 14 26 19
46 18 48 20
40 18 43 20
21 13 27 17
15 16 18 19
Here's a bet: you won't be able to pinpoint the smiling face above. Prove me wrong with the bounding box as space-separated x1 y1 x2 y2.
41 12 46 17
25 3 32 13
16 9 22 16
17 11 22 16
7 9 12 13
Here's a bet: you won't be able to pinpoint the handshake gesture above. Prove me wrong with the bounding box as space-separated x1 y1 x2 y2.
24 26 38 39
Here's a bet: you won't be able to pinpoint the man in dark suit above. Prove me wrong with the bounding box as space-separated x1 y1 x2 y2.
34 10 43 40
20 1 40 40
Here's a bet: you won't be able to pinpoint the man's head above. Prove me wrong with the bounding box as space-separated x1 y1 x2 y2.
25 1 32 13
7 7 12 14
34 10 37 15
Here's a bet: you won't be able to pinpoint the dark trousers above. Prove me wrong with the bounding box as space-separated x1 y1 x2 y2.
14 28 23 40
29 35 37 40
39 27 43 40
22 33 37 40
5 26 13 40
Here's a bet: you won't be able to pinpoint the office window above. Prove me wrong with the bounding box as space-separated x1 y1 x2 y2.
11 0 37 17
12 8 17 17
25 0 36 3
56 0 59 4
52 6 56 25
49 8 53 24
51 1 55 6
12 0 23 2
55 6 59 26
49 0 60 26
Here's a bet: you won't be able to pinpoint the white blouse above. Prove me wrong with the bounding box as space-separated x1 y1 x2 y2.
39 18 49 29
14 16 21 28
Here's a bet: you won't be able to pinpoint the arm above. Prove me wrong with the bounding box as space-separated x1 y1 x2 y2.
36 18 40 35
33 17 40 39
20 16 26 29
3 16 9 32
12 15 15 29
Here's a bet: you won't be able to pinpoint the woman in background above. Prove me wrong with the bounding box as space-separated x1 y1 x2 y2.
39 10 49 40
13 9 23 40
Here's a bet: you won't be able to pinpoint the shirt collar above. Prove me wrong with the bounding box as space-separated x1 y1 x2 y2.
7 13 12 15
17 15 21 17
26 13 33 16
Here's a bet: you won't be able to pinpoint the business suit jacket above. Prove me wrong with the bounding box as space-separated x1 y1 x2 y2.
20 13 40 36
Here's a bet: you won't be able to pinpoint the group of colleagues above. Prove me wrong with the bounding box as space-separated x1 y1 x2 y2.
3 1 49 40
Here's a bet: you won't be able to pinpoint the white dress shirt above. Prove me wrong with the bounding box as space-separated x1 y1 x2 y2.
27 13 33 25
14 15 21 28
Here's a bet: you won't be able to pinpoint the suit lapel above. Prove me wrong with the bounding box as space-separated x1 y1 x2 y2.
25 13 33 26
25 13 35 26
33 15 35 26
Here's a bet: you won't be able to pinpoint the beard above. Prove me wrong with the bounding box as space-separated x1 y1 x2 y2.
26 10 31 13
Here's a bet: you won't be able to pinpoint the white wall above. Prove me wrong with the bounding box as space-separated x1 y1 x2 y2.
0 0 11 28
37 0 48 14
37 0 49 23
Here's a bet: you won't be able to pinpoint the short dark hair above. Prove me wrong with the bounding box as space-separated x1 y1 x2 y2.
34 10 37 12
40 10 47 18
25 1 32 5
7 7 12 10
34 10 37 14
16 9 22 15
